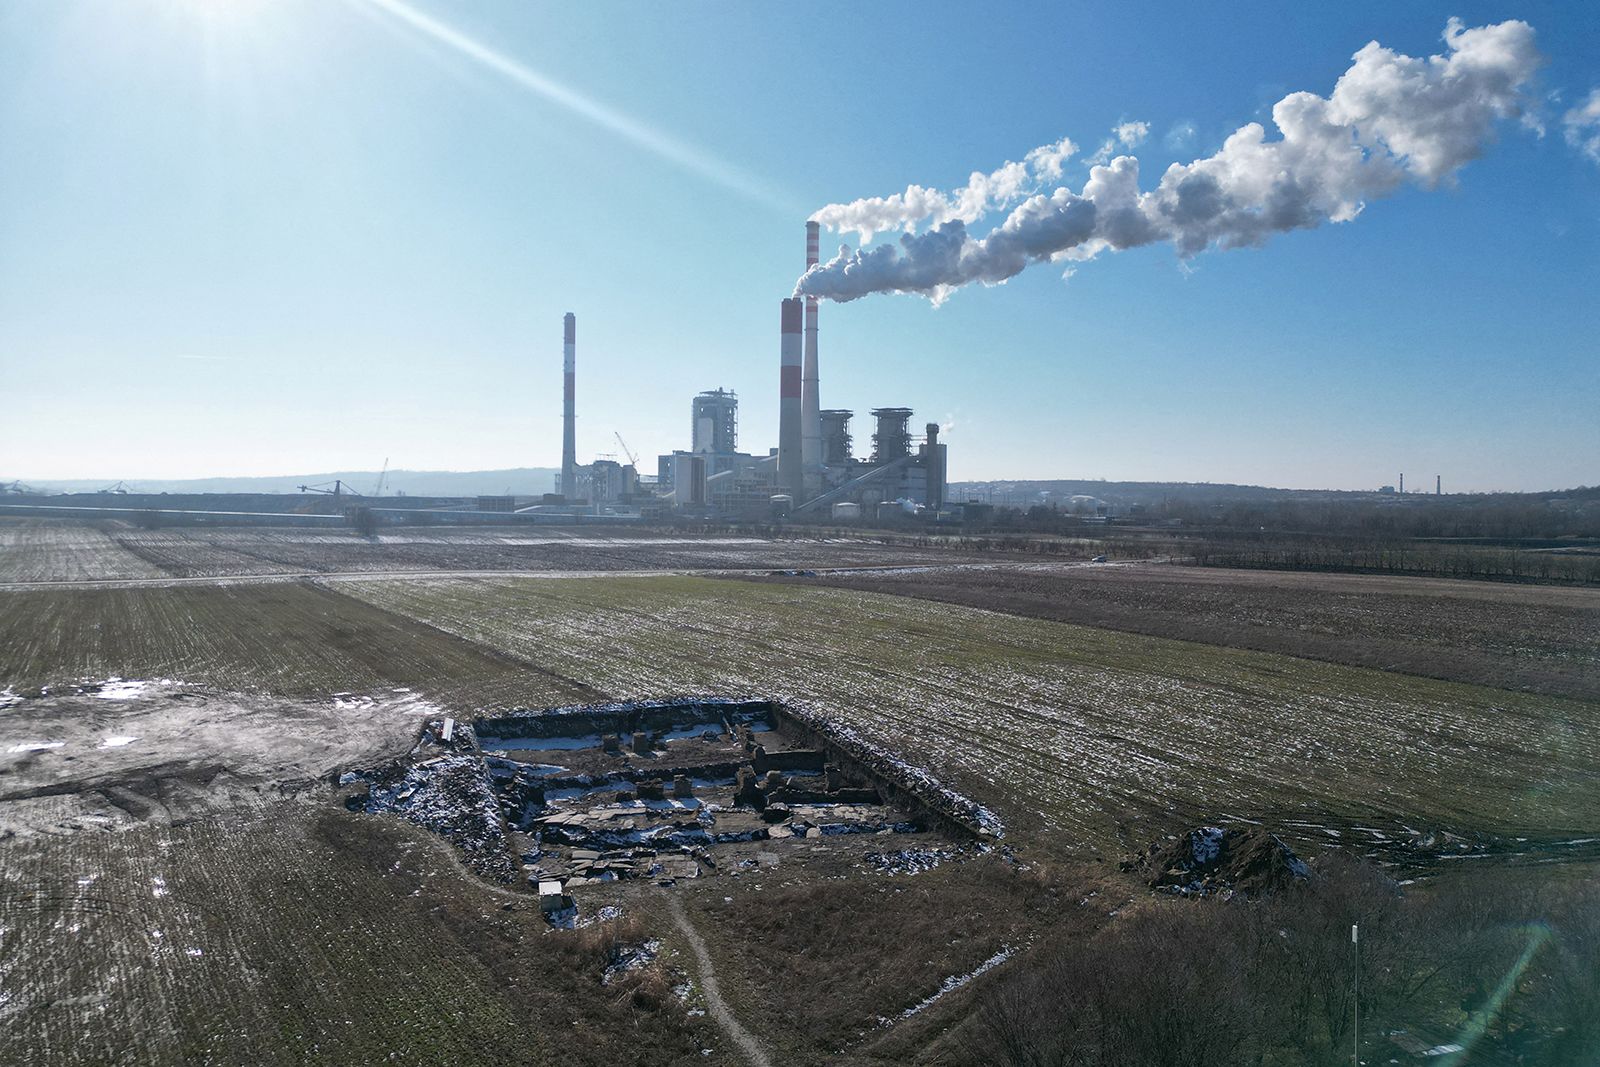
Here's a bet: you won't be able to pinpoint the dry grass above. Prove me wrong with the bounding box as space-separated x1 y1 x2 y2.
681 855 1112 1065
0 581 598 710
0 807 721 1066
5 559 1597 1065
342 574 1600 861
755 563 1600 700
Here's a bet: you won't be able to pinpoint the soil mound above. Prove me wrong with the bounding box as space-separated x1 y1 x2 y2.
1123 826 1309 897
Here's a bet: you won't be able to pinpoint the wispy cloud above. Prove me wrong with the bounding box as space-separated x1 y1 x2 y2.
1563 87 1600 163
1088 120 1151 164
1165 120 1198 150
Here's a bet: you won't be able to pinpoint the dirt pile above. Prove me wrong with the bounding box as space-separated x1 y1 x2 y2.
354 755 518 882
1123 826 1309 897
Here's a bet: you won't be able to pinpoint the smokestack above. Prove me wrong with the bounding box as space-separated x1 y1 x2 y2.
1436 474 1442 496
562 313 576 500
779 298 804 499
801 222 822 488
1399 473 1404 495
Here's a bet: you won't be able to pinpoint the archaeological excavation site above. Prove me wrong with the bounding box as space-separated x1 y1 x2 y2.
339 697 1001 919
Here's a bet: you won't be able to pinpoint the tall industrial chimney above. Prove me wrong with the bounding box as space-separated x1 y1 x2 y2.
1436 474 1441 496
779 298 804 499
562 313 576 500
801 222 822 491
924 422 945 512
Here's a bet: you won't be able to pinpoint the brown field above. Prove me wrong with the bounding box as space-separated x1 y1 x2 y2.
3 522 1597 1065
0 807 723 1066
0 518 1013 585
757 561 1600 701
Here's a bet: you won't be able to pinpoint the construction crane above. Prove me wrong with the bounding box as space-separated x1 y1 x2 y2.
613 432 640 469
297 479 360 497
371 458 389 497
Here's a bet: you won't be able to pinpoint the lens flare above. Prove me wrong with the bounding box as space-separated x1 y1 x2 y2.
353 0 791 212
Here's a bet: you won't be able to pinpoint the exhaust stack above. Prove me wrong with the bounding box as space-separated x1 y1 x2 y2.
802 222 822 490
779 298 804 499
562 313 576 500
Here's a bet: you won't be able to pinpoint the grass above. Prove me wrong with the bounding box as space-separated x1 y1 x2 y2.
338 574 1600 859
0 806 722 1066
673 854 1108 1066
0 519 165 582
5 571 1592 858
0 581 597 710
4 566 1597 1064
763 563 1600 701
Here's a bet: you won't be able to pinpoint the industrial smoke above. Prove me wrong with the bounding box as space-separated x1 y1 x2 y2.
796 19 1542 304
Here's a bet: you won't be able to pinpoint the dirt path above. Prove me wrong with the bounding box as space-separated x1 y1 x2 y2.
0 559 1093 592
666 895 772 1067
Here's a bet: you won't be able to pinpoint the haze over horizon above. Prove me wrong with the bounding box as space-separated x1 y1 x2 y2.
3 1 1596 492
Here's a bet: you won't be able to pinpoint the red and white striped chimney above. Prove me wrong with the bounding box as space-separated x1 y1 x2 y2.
801 221 822 491
778 298 804 499
561 312 576 499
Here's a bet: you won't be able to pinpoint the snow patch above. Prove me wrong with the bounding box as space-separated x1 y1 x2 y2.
601 939 661 985
7 741 64 754
93 678 165 700
892 945 1016 1021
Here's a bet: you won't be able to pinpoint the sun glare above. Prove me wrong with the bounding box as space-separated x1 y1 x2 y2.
160 0 274 27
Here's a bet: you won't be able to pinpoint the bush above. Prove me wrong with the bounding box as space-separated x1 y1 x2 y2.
961 859 1600 1067
345 506 379 537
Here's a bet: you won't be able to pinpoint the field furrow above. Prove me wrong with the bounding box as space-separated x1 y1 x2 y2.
344 575 1600 857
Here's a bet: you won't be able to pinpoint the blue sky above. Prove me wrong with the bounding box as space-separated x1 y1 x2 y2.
1 0 1595 491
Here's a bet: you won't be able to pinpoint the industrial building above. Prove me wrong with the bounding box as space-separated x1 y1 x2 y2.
558 223 949 520
691 388 738 457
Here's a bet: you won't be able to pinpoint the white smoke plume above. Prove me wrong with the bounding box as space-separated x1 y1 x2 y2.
798 19 1541 304
807 136 1077 243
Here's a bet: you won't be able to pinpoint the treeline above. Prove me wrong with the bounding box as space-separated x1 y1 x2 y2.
955 487 1600 541
1184 535 1600 584
1161 491 1600 540
962 858 1600 1067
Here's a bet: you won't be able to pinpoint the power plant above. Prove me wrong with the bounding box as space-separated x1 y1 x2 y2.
551 226 949 522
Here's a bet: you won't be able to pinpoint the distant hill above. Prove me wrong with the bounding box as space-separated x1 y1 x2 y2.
947 480 1596 505
16 468 562 498
948 479 1357 506
12 470 1588 504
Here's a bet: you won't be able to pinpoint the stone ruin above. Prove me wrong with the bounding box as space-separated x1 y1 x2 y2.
339 697 999 918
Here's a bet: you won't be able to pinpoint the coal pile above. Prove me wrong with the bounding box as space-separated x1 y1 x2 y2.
1123 826 1309 897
